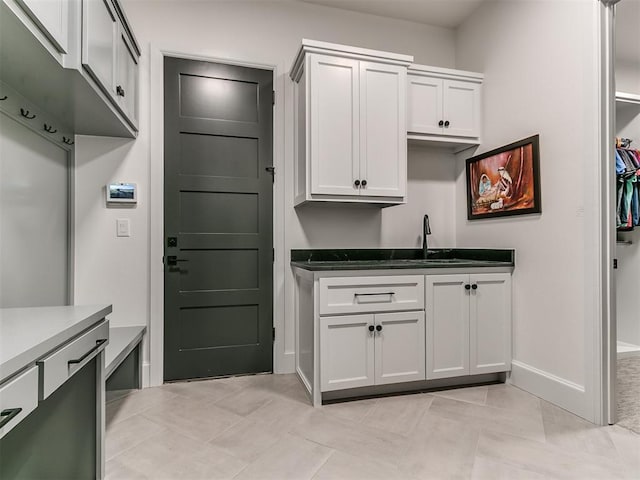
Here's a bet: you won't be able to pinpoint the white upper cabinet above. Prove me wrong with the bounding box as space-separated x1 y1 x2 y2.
82 0 118 99
443 79 481 137
1 0 140 137
359 61 406 198
17 0 69 53
408 64 483 148
291 39 413 205
309 54 360 197
407 74 443 136
115 26 138 126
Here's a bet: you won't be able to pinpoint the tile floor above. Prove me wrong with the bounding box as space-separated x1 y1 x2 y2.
105 375 640 480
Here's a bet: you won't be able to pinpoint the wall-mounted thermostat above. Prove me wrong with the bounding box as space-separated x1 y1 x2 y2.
106 183 137 204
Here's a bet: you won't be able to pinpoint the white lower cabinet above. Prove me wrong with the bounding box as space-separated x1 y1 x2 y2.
374 311 426 385
320 310 425 392
425 273 511 380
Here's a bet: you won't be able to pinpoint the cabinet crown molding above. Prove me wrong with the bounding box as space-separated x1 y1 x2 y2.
290 38 414 82
408 63 484 83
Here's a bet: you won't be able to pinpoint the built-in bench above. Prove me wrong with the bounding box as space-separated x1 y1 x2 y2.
105 326 146 391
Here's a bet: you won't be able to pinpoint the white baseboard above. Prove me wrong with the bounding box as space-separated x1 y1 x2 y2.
296 366 312 395
510 360 590 420
276 351 296 374
142 362 151 388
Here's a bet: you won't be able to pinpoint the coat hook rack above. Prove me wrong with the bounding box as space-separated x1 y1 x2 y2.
62 136 74 145
43 123 57 134
0 96 7 101
20 108 36 119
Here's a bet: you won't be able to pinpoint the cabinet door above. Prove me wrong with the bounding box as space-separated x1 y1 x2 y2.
359 62 406 198
469 273 511 375
116 27 139 126
374 311 425 385
425 274 470 379
82 0 118 98
320 314 375 392
18 0 69 53
443 79 481 138
407 74 443 135
309 54 360 196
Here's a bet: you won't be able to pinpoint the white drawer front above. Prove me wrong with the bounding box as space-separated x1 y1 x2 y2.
38 320 109 400
0 366 39 439
319 275 424 315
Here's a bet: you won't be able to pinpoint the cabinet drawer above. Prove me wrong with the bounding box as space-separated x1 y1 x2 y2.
0 366 39 440
38 320 109 400
319 275 424 315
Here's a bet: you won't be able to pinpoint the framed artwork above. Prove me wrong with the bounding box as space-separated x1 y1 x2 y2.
466 135 541 220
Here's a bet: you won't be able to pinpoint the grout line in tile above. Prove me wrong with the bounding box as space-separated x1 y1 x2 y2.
105 418 170 462
309 447 337 480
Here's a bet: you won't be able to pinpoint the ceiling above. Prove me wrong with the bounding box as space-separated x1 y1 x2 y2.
299 0 487 28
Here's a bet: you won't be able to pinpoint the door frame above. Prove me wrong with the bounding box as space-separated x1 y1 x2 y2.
597 0 619 425
148 45 283 387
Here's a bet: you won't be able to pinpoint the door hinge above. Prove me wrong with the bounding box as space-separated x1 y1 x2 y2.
272 248 275 263
614 258 618 269
272 327 276 341
272 90 275 105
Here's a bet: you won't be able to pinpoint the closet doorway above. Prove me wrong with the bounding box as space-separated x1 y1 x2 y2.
608 0 640 432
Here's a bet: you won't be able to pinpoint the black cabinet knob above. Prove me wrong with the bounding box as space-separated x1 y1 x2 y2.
444 120 450 127
116 85 125 97
368 325 375 332
376 325 382 332
471 284 478 290
438 120 444 127
361 180 367 187
354 179 361 187
465 284 471 290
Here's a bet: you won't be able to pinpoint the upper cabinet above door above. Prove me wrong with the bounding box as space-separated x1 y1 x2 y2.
0 0 141 137
16 0 69 54
291 39 413 206
82 0 118 99
407 64 483 151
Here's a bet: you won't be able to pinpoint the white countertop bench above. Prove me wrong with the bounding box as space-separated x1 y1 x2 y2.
0 305 112 383
105 325 146 380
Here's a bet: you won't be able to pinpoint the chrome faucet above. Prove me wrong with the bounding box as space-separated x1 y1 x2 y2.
422 214 431 258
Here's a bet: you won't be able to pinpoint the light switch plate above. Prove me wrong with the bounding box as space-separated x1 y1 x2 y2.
116 218 130 237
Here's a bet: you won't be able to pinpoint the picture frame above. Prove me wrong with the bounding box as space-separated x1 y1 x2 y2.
466 135 541 220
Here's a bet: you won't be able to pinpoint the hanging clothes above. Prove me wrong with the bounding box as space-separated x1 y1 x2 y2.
616 141 640 231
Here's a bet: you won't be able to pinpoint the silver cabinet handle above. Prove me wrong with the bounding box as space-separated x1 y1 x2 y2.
354 292 395 297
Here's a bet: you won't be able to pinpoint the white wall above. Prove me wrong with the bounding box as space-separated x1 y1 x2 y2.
1 115 69 308
74 136 146 327
454 1 601 419
73 0 459 381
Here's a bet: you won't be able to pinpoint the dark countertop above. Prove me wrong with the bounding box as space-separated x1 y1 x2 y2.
290 248 514 271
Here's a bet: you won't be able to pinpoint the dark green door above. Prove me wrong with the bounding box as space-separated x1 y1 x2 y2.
163 57 273 381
